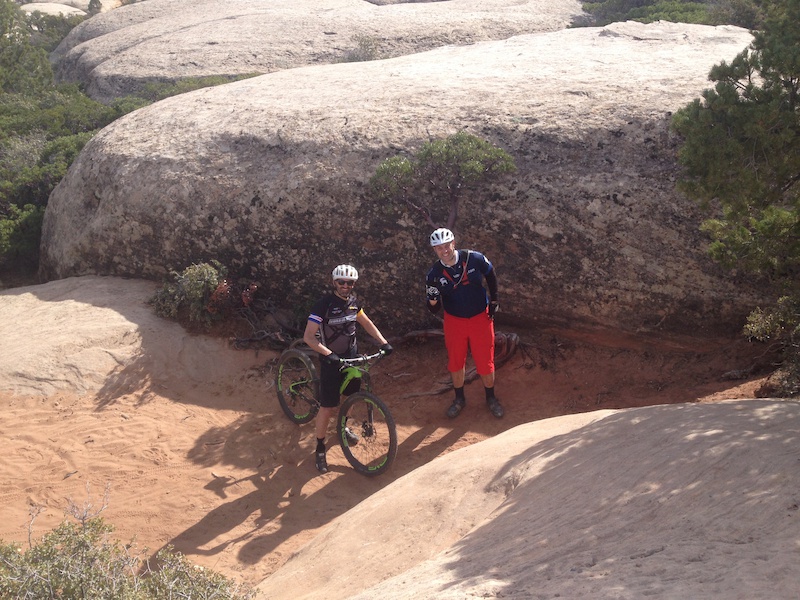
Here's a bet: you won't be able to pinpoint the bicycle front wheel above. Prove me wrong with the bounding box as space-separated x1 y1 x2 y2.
275 348 319 424
337 391 397 476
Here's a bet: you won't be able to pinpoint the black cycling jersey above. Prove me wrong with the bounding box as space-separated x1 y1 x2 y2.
308 293 362 357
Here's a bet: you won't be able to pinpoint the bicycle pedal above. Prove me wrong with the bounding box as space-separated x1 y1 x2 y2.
344 427 360 446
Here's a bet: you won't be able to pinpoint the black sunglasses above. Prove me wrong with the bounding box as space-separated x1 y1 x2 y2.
335 280 355 286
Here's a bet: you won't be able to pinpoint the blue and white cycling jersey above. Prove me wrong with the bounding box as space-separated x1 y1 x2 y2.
426 249 493 319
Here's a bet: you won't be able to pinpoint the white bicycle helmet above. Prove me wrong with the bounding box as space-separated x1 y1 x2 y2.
429 228 455 247
331 264 359 281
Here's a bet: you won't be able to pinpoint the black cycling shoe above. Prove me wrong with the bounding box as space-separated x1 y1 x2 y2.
344 427 360 447
487 397 504 418
315 451 328 473
446 399 465 419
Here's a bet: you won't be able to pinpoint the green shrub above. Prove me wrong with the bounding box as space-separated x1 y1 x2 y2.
110 95 151 116
708 0 765 28
578 0 764 27
0 82 120 212
0 203 44 269
23 10 86 52
150 261 229 325
0 0 266 277
0 517 254 599
626 1 711 24
0 85 118 138
0 36 52 94
370 131 516 230
339 34 381 63
744 296 800 396
142 547 254 600
0 131 46 179
133 74 260 104
0 1 55 95
7 132 93 206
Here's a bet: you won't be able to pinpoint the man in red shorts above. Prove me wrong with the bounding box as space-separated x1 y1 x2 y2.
425 228 503 419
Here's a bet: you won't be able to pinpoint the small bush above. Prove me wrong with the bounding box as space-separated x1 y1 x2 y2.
340 34 381 63
0 516 254 599
370 131 516 229
143 547 254 600
150 261 228 325
744 295 800 396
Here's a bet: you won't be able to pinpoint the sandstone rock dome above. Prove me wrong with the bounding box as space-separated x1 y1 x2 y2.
41 18 763 337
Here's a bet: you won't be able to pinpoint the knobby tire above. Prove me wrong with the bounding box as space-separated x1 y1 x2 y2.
337 391 397 476
275 348 320 424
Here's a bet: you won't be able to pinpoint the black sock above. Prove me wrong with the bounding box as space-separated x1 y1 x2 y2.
485 386 495 401
316 438 325 454
454 386 465 403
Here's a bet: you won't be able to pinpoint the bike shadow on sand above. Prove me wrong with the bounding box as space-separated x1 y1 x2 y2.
157 399 486 573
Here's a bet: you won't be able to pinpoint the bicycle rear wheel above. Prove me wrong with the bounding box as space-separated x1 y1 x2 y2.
337 391 397 476
275 348 319 424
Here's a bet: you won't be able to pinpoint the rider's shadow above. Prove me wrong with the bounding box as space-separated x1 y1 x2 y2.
158 471 277 558
233 464 386 566
160 418 311 559
159 460 324 561
163 418 381 567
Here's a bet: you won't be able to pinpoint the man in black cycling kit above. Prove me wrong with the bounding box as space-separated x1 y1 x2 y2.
303 264 393 474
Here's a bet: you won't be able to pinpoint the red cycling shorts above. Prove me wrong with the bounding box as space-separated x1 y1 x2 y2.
443 309 495 375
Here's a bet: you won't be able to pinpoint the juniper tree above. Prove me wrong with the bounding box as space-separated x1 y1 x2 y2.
370 131 516 230
672 0 800 391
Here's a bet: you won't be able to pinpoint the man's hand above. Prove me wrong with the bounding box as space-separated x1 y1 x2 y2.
380 343 394 356
426 285 440 302
321 352 341 365
488 301 499 320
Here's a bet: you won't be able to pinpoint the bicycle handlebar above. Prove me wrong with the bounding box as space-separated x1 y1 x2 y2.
338 350 386 368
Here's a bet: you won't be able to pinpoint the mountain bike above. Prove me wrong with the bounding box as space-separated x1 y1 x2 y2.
275 345 397 476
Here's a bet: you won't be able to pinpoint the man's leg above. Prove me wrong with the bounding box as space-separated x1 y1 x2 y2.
314 360 342 473
314 406 336 473
446 366 467 418
473 315 503 418
315 406 336 440
482 371 504 418
451 367 466 389
444 315 470 419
